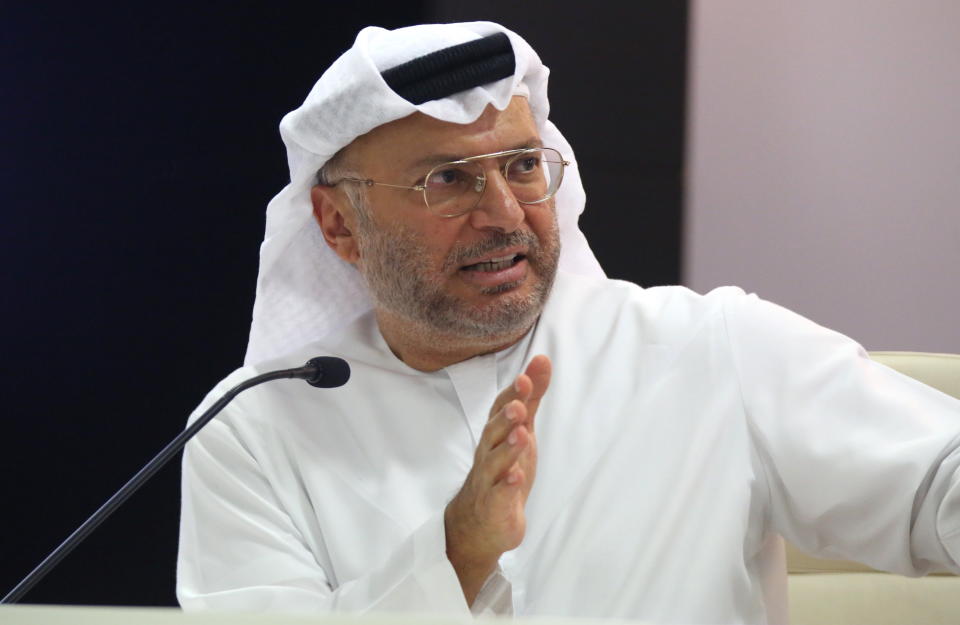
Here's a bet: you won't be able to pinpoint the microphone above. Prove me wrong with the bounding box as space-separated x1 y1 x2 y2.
1 356 350 604
302 356 351 388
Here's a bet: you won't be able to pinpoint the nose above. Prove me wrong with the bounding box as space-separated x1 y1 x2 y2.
467 166 525 233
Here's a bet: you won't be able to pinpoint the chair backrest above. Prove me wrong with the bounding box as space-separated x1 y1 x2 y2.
870 351 960 398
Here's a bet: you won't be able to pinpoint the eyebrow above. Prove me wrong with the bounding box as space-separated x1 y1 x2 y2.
406 137 544 171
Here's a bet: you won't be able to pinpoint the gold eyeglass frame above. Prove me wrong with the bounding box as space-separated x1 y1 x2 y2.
334 147 570 218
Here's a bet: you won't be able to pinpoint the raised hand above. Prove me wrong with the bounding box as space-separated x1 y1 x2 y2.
444 354 552 604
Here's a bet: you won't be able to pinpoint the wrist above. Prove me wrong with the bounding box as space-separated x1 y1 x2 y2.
444 503 500 566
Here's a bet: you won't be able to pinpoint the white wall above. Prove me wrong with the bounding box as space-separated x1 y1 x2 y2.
685 1 960 352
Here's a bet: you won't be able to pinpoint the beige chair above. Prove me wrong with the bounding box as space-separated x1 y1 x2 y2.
787 351 960 625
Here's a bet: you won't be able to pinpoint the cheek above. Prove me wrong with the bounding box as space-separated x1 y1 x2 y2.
527 204 559 239
374 216 465 269
418 218 472 259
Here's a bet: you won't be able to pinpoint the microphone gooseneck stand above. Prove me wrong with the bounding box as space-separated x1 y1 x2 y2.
1 356 350 604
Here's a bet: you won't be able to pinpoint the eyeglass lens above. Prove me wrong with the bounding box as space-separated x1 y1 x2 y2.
424 148 564 216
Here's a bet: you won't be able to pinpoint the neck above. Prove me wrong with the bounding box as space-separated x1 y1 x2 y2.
375 310 534 372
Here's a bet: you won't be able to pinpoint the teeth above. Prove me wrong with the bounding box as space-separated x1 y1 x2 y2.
467 254 519 272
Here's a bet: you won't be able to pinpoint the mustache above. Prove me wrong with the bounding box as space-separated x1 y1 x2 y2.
442 230 540 271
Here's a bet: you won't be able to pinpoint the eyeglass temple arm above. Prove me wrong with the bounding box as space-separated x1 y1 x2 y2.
341 178 425 192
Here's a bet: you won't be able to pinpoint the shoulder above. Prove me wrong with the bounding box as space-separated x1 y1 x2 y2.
541 272 849 356
547 270 748 312
542 271 751 345
188 310 395 431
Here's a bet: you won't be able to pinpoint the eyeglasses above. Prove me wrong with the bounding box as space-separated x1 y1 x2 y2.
335 147 569 218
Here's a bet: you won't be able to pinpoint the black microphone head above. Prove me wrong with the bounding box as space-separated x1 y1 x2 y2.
304 356 350 388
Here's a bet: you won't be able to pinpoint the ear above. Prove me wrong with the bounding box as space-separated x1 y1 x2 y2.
311 185 360 264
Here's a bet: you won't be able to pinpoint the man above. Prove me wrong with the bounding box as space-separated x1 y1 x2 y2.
177 23 960 623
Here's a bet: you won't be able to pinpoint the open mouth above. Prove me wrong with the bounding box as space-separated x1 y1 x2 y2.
460 253 526 272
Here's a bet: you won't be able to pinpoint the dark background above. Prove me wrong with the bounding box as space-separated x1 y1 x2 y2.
1 2 687 607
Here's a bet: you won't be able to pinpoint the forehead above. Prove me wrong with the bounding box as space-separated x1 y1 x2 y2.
348 97 539 172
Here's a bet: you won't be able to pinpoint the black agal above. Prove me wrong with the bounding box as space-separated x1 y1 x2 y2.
381 32 516 105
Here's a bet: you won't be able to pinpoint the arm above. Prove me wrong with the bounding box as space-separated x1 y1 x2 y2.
723 293 960 574
178 357 552 614
444 355 552 604
177 412 470 614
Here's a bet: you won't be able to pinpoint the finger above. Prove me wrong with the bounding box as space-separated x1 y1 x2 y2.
513 371 533 402
479 399 527 452
516 428 537 477
525 355 552 402
522 355 552 432
481 424 530 484
494 463 526 489
487 376 527 423
489 466 527 528
486 354 549 423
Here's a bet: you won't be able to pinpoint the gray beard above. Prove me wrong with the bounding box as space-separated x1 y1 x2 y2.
356 222 560 340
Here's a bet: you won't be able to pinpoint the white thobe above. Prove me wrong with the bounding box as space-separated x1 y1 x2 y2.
177 272 960 623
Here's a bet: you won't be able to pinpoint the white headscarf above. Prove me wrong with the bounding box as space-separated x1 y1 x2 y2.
245 22 604 366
